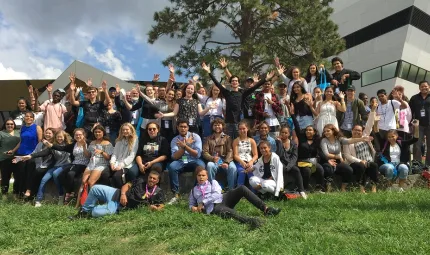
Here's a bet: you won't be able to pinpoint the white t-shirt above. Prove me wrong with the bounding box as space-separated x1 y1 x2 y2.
376 100 401 131
389 143 401 164
264 93 280 127
204 97 225 117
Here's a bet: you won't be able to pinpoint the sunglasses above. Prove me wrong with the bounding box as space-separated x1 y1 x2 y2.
6 123 14 126
148 128 157 131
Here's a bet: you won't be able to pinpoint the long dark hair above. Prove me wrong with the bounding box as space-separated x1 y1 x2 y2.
305 64 320 83
16 97 32 112
92 125 110 142
181 84 198 100
290 81 307 103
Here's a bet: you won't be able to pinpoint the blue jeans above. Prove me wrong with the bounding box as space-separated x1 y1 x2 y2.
225 123 238 140
379 163 409 180
168 159 205 194
82 184 119 218
236 162 254 186
126 163 140 182
36 166 66 201
109 130 119 146
207 161 237 190
296 115 314 130
203 115 223 139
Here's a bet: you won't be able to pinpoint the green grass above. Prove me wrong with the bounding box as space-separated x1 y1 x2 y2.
1 189 430 255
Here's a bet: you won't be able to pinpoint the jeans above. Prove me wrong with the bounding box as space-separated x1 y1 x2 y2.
236 162 254 186
225 123 239 140
168 159 205 194
299 163 324 190
82 185 119 218
202 115 223 139
108 130 119 146
413 126 430 165
111 164 140 189
296 115 314 130
350 162 379 185
379 163 409 180
207 161 237 190
36 166 66 201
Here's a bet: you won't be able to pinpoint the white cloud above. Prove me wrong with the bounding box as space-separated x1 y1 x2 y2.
0 63 30 79
87 47 134 80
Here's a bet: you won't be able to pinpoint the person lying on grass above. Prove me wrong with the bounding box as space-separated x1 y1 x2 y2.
188 166 281 229
69 170 165 219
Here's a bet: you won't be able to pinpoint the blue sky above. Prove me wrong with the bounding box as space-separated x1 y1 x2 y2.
0 0 186 82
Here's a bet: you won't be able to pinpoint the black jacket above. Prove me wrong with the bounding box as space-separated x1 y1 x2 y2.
376 132 418 165
332 68 361 92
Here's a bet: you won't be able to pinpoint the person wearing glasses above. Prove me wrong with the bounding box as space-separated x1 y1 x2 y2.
167 119 205 205
0 119 21 199
67 74 111 139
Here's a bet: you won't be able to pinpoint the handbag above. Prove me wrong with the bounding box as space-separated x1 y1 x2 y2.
318 69 331 92
79 183 89 206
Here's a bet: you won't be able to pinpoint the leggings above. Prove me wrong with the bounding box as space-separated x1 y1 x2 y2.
350 162 379 185
0 159 15 194
14 160 35 196
211 186 266 224
58 164 87 193
299 163 325 190
322 162 355 183
284 165 305 192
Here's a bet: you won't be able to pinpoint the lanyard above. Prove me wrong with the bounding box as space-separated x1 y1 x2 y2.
145 185 157 199
198 181 209 199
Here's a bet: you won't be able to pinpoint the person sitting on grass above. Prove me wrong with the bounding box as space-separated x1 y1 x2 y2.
189 167 280 230
69 170 165 219
248 141 284 198
374 118 419 192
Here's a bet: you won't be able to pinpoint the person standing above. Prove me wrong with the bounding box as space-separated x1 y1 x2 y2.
337 85 368 138
330 57 361 93
410 80 430 165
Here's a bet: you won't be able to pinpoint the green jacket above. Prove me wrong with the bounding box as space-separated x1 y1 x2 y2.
337 98 368 128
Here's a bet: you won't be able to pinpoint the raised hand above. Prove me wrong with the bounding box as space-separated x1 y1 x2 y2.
192 75 199 82
370 100 378 111
101 80 107 91
277 65 286 75
201 62 211 73
391 90 401 100
153 74 160 82
28 85 34 95
253 73 259 83
86 78 92 87
338 91 345 99
219 58 228 68
46 84 53 93
168 64 175 74
69 72 76 83
362 136 374 142
265 70 276 81
289 102 295 115
69 82 76 91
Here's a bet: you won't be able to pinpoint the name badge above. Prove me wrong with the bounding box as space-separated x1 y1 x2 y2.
164 120 170 129
105 126 110 134
421 109 426 117
248 109 253 116
181 155 188 164
189 118 195 126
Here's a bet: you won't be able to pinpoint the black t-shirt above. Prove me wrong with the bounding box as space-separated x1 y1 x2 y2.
79 101 105 128
126 178 165 209
136 135 170 162
262 161 272 179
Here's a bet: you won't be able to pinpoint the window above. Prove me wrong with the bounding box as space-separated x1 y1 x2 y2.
362 67 381 86
425 72 430 82
399 62 411 80
407 65 419 82
382 62 398 80
416 68 427 83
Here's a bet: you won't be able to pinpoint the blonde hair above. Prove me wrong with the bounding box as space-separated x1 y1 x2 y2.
54 130 73 145
116 123 137 151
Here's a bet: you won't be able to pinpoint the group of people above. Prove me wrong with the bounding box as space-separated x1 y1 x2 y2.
0 56 428 227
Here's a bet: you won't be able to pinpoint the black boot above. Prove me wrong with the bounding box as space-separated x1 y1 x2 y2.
68 209 90 220
264 207 281 216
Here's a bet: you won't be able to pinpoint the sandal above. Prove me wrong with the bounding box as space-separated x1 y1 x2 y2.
64 193 75 205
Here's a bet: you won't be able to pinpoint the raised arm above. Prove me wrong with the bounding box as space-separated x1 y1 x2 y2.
68 73 80 107
202 62 228 95
101 81 111 106
243 71 276 98
219 58 232 80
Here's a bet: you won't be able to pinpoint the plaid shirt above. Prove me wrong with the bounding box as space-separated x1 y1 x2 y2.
254 92 283 123
354 142 373 162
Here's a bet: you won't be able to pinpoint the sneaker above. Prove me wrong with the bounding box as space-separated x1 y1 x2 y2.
398 187 405 193
247 218 264 230
299 191 308 200
58 196 64 206
264 207 281 216
68 209 90 220
35 201 42 207
167 195 180 205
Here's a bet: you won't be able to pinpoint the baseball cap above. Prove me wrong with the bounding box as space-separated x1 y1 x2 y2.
346 85 356 91
245 77 254 82
109 86 116 92
55 88 66 94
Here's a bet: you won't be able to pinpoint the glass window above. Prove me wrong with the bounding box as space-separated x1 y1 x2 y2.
416 68 427 83
362 67 381 86
398 61 410 80
382 62 398 80
425 71 430 83
407 65 419 82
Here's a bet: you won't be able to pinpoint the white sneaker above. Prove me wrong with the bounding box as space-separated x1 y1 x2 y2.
58 196 64 205
299 191 308 200
167 196 180 205
35 201 42 207
398 187 405 193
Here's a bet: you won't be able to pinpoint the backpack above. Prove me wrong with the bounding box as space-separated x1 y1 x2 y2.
410 160 426 174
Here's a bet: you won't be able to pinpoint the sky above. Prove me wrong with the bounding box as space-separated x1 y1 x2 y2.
0 0 185 82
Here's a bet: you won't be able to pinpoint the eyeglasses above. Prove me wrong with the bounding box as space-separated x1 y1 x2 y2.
6 123 14 126
89 91 97 94
148 128 157 131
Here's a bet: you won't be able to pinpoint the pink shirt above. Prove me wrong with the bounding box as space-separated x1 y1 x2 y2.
40 100 67 130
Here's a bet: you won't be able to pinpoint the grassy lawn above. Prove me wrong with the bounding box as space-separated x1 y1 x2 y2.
1 189 430 255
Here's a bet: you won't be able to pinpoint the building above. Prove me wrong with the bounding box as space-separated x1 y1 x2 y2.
330 0 430 99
